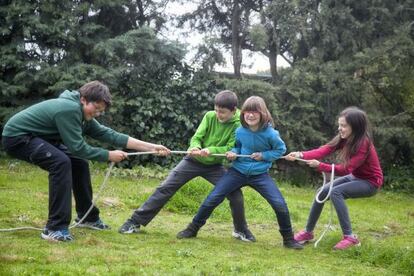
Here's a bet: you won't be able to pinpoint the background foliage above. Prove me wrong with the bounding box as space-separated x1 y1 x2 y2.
1 0 413 191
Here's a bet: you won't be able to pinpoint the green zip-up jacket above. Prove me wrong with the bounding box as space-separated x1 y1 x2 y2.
188 109 240 165
2 90 129 162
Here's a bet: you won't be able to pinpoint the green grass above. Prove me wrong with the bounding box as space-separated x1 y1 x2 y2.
0 160 413 275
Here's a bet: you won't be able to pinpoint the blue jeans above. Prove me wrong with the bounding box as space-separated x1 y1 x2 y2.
192 167 293 236
306 174 378 235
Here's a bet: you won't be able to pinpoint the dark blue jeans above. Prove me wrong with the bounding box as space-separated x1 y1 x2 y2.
2 135 99 230
192 167 293 236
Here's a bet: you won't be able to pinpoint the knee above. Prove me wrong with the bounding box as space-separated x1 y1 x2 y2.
206 193 225 206
226 190 244 206
53 154 72 172
331 188 343 197
330 189 344 200
270 198 289 213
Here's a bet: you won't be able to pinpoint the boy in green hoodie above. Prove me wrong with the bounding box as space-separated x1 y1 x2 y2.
119 90 255 242
1 81 170 242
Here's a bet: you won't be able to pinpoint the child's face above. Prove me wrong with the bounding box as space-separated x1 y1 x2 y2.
81 97 107 121
338 116 352 139
214 106 235 123
243 111 261 130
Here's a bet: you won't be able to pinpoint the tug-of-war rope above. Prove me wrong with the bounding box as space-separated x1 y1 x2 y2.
0 151 335 247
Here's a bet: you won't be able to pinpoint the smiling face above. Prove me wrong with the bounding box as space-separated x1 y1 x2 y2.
338 116 352 139
214 105 235 123
81 97 107 121
243 110 261 131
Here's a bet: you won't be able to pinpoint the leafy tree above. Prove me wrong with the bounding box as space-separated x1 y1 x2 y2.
178 0 261 77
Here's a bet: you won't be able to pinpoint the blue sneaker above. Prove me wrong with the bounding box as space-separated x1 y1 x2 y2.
41 228 74 242
74 218 110 230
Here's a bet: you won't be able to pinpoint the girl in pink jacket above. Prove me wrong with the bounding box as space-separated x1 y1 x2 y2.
286 106 383 250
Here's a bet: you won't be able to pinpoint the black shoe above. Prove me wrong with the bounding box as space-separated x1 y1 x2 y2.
177 223 199 239
232 228 257 242
118 219 140 234
283 239 304 250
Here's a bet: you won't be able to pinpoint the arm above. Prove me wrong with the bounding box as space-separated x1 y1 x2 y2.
85 119 170 155
55 111 109 161
302 144 336 160
260 130 287 161
188 113 209 150
316 141 370 175
230 129 242 155
126 137 170 155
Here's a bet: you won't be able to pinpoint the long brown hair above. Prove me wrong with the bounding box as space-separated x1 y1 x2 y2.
240 96 274 129
328 107 372 163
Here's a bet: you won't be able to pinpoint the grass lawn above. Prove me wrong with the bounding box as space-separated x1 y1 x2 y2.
0 160 413 275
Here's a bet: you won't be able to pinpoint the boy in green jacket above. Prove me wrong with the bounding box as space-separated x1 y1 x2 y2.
119 90 255 242
2 81 170 242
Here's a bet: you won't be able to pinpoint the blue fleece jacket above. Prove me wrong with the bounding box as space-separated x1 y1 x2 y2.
231 125 286 175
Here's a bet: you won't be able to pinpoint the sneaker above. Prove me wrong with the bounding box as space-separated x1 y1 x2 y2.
41 228 74 242
177 224 199 239
283 238 304 250
294 230 314 244
232 228 257 242
118 219 140 234
74 218 110 230
334 235 361 250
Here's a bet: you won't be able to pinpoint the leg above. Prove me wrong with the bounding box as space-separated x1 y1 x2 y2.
329 178 377 235
131 158 201 226
2 136 72 230
248 173 303 249
248 173 292 235
305 175 354 232
203 166 248 232
192 169 244 228
66 147 99 222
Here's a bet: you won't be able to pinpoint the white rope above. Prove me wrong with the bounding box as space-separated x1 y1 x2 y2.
0 150 252 233
0 226 44 232
69 162 115 229
314 164 335 248
281 156 336 247
126 150 252 158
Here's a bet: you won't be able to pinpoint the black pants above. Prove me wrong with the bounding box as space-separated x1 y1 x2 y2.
2 135 99 230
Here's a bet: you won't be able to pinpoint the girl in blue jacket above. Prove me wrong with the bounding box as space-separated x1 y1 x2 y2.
177 96 303 249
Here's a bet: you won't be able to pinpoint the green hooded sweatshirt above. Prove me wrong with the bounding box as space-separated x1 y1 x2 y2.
2 90 129 162
188 109 240 165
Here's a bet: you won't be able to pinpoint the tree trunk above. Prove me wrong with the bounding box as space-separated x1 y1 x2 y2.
232 0 242 78
268 47 278 82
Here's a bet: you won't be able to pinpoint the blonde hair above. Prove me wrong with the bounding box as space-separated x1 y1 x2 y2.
240 96 274 129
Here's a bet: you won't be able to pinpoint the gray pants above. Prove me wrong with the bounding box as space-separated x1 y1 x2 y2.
305 174 378 235
130 157 248 231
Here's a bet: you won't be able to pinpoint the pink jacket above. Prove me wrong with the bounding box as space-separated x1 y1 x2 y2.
302 139 383 188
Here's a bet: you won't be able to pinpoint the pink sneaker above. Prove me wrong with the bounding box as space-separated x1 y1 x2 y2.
334 235 361 250
294 230 314 244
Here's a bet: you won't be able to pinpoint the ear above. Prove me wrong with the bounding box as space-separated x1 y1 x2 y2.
80 96 87 105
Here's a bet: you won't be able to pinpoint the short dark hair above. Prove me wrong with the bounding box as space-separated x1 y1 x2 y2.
214 90 238 111
79 81 112 108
